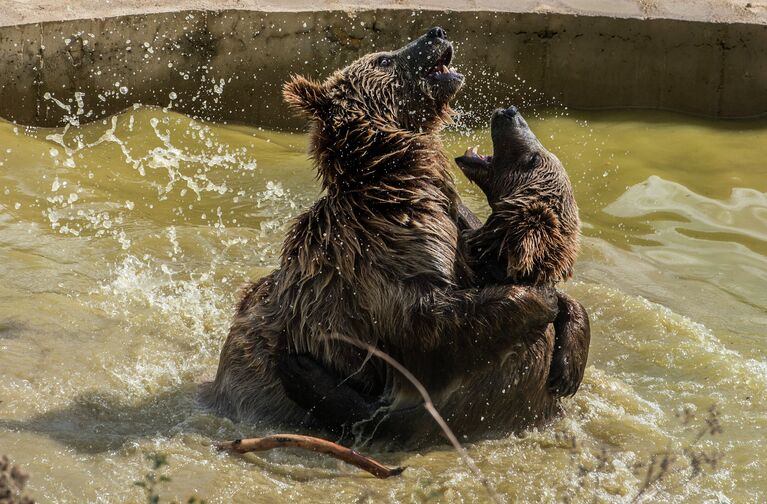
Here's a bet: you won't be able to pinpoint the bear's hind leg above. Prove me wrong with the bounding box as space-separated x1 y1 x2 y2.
276 353 387 438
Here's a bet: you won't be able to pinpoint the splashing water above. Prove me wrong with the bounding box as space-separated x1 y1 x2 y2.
0 106 766 502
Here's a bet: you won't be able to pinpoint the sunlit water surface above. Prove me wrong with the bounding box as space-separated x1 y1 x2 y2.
1 106 765 503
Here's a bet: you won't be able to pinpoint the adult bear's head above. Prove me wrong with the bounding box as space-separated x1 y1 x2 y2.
284 27 463 133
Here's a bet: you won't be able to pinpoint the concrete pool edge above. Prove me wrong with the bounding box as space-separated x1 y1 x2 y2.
1 6 765 128
3 1 767 28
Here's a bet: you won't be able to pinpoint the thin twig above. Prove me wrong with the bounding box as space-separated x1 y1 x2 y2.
216 434 404 479
329 334 503 504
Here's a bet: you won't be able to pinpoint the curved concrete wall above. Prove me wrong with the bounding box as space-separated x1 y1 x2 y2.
0 9 765 129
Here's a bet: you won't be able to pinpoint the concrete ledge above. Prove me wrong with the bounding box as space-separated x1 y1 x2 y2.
4 1 767 28
1 6 765 128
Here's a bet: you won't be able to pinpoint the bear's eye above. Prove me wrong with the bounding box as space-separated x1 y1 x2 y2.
527 153 543 170
376 56 394 68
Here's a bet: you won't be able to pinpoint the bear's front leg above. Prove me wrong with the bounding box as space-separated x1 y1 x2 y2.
547 292 591 397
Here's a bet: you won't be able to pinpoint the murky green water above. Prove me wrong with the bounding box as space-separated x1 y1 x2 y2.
1 106 765 503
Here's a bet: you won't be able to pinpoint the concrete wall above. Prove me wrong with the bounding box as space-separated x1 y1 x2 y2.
0 9 765 129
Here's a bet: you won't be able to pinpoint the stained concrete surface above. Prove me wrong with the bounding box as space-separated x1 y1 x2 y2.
0 3 765 128
3 1 767 27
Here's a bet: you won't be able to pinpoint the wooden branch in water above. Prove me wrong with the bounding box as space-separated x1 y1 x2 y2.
215 434 405 479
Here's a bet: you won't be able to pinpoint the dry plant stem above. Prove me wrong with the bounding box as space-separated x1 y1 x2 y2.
330 334 503 504
216 434 404 479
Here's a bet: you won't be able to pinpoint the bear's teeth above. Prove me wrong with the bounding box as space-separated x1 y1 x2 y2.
464 146 483 159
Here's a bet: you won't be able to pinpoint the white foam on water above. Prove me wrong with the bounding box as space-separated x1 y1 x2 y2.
96 253 232 397
586 281 766 389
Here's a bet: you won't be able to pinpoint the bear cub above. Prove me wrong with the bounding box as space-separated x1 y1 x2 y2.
455 106 579 286
455 106 588 396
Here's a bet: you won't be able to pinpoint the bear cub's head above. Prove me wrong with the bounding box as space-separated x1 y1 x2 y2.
455 106 580 285
283 27 464 134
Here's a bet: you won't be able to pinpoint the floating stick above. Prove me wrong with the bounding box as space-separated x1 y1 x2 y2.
216 434 405 479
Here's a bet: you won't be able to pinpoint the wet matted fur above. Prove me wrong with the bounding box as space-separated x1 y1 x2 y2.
209 29 573 448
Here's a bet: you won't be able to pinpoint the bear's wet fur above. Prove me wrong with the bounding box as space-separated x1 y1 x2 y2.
456 106 590 397
209 29 587 448
455 106 580 286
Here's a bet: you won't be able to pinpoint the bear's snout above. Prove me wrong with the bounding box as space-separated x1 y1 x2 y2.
502 106 519 117
427 27 448 40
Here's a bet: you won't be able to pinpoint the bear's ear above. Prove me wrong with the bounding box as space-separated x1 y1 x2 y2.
507 230 543 281
501 200 560 283
282 75 328 118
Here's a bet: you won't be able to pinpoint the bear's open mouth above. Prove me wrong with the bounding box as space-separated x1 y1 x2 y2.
461 145 492 164
424 45 459 79
455 145 493 180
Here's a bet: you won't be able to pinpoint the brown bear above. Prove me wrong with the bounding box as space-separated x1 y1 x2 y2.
278 106 591 447
209 28 588 448
455 106 590 398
